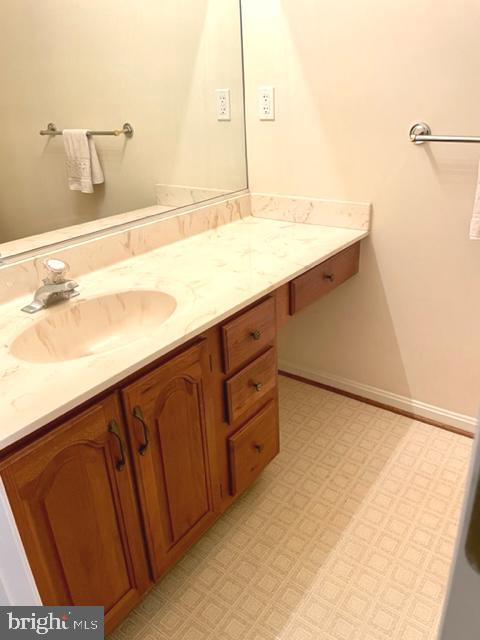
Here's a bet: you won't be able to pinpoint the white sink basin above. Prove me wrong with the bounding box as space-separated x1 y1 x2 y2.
11 290 177 363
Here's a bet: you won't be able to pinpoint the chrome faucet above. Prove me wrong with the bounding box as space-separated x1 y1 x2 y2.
21 258 79 314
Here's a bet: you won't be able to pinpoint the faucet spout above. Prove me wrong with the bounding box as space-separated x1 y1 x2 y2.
34 281 79 304
21 259 80 314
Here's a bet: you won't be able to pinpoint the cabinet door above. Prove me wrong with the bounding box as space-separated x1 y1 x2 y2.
0 394 150 634
122 340 217 581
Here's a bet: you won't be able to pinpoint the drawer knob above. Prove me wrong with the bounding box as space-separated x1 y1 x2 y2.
250 329 261 340
323 272 335 282
252 381 263 392
254 443 265 453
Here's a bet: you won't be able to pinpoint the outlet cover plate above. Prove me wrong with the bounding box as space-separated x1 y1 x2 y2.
216 89 231 121
259 86 275 121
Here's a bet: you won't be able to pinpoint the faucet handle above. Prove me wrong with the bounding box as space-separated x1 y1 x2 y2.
43 258 69 284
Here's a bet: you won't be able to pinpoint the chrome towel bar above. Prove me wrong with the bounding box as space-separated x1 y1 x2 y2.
39 122 134 137
410 122 480 145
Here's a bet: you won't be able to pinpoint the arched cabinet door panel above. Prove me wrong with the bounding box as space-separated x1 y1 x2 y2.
122 339 217 581
0 394 150 634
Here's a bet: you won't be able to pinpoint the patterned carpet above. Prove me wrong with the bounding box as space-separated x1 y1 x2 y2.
110 376 472 640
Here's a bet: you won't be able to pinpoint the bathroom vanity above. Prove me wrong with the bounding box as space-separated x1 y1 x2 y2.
0 225 362 633
0 0 374 631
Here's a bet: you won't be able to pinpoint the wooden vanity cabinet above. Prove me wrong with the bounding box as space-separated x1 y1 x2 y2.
121 340 217 581
0 241 363 632
0 314 279 623
0 394 150 634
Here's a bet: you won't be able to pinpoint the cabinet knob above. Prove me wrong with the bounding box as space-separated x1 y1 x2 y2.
323 272 335 282
254 443 265 453
252 381 263 392
250 329 261 340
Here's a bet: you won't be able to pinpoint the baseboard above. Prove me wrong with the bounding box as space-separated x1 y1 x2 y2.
278 360 477 437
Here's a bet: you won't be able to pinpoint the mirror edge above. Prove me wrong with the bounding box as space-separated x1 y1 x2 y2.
0 188 250 267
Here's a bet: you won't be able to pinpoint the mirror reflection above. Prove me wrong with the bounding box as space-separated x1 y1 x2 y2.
0 0 246 256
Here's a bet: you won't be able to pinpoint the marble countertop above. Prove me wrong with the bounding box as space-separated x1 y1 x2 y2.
0 216 367 450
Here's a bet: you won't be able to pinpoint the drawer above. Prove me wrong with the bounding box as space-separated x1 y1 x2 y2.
225 348 277 424
228 400 279 495
222 297 276 373
290 242 360 314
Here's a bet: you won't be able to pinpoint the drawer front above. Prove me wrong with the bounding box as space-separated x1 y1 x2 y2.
228 400 279 495
290 242 360 314
222 297 276 373
225 348 277 424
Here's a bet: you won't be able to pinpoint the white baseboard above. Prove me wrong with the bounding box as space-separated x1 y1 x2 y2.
279 360 477 434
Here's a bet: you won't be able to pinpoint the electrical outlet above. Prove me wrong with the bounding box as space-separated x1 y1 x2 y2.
216 89 231 121
259 86 275 120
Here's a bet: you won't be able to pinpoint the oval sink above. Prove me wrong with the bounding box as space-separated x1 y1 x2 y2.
11 290 177 363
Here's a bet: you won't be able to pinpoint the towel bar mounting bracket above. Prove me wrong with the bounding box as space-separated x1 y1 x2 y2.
409 122 431 144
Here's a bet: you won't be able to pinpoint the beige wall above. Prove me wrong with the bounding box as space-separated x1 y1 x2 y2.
0 0 246 243
242 0 480 422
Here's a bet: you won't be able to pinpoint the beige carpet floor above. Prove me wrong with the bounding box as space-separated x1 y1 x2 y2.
110 376 472 640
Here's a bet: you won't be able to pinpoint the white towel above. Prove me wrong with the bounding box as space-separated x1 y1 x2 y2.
470 160 480 239
62 129 104 193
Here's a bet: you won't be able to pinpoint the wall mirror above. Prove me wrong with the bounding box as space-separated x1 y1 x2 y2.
0 0 247 262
